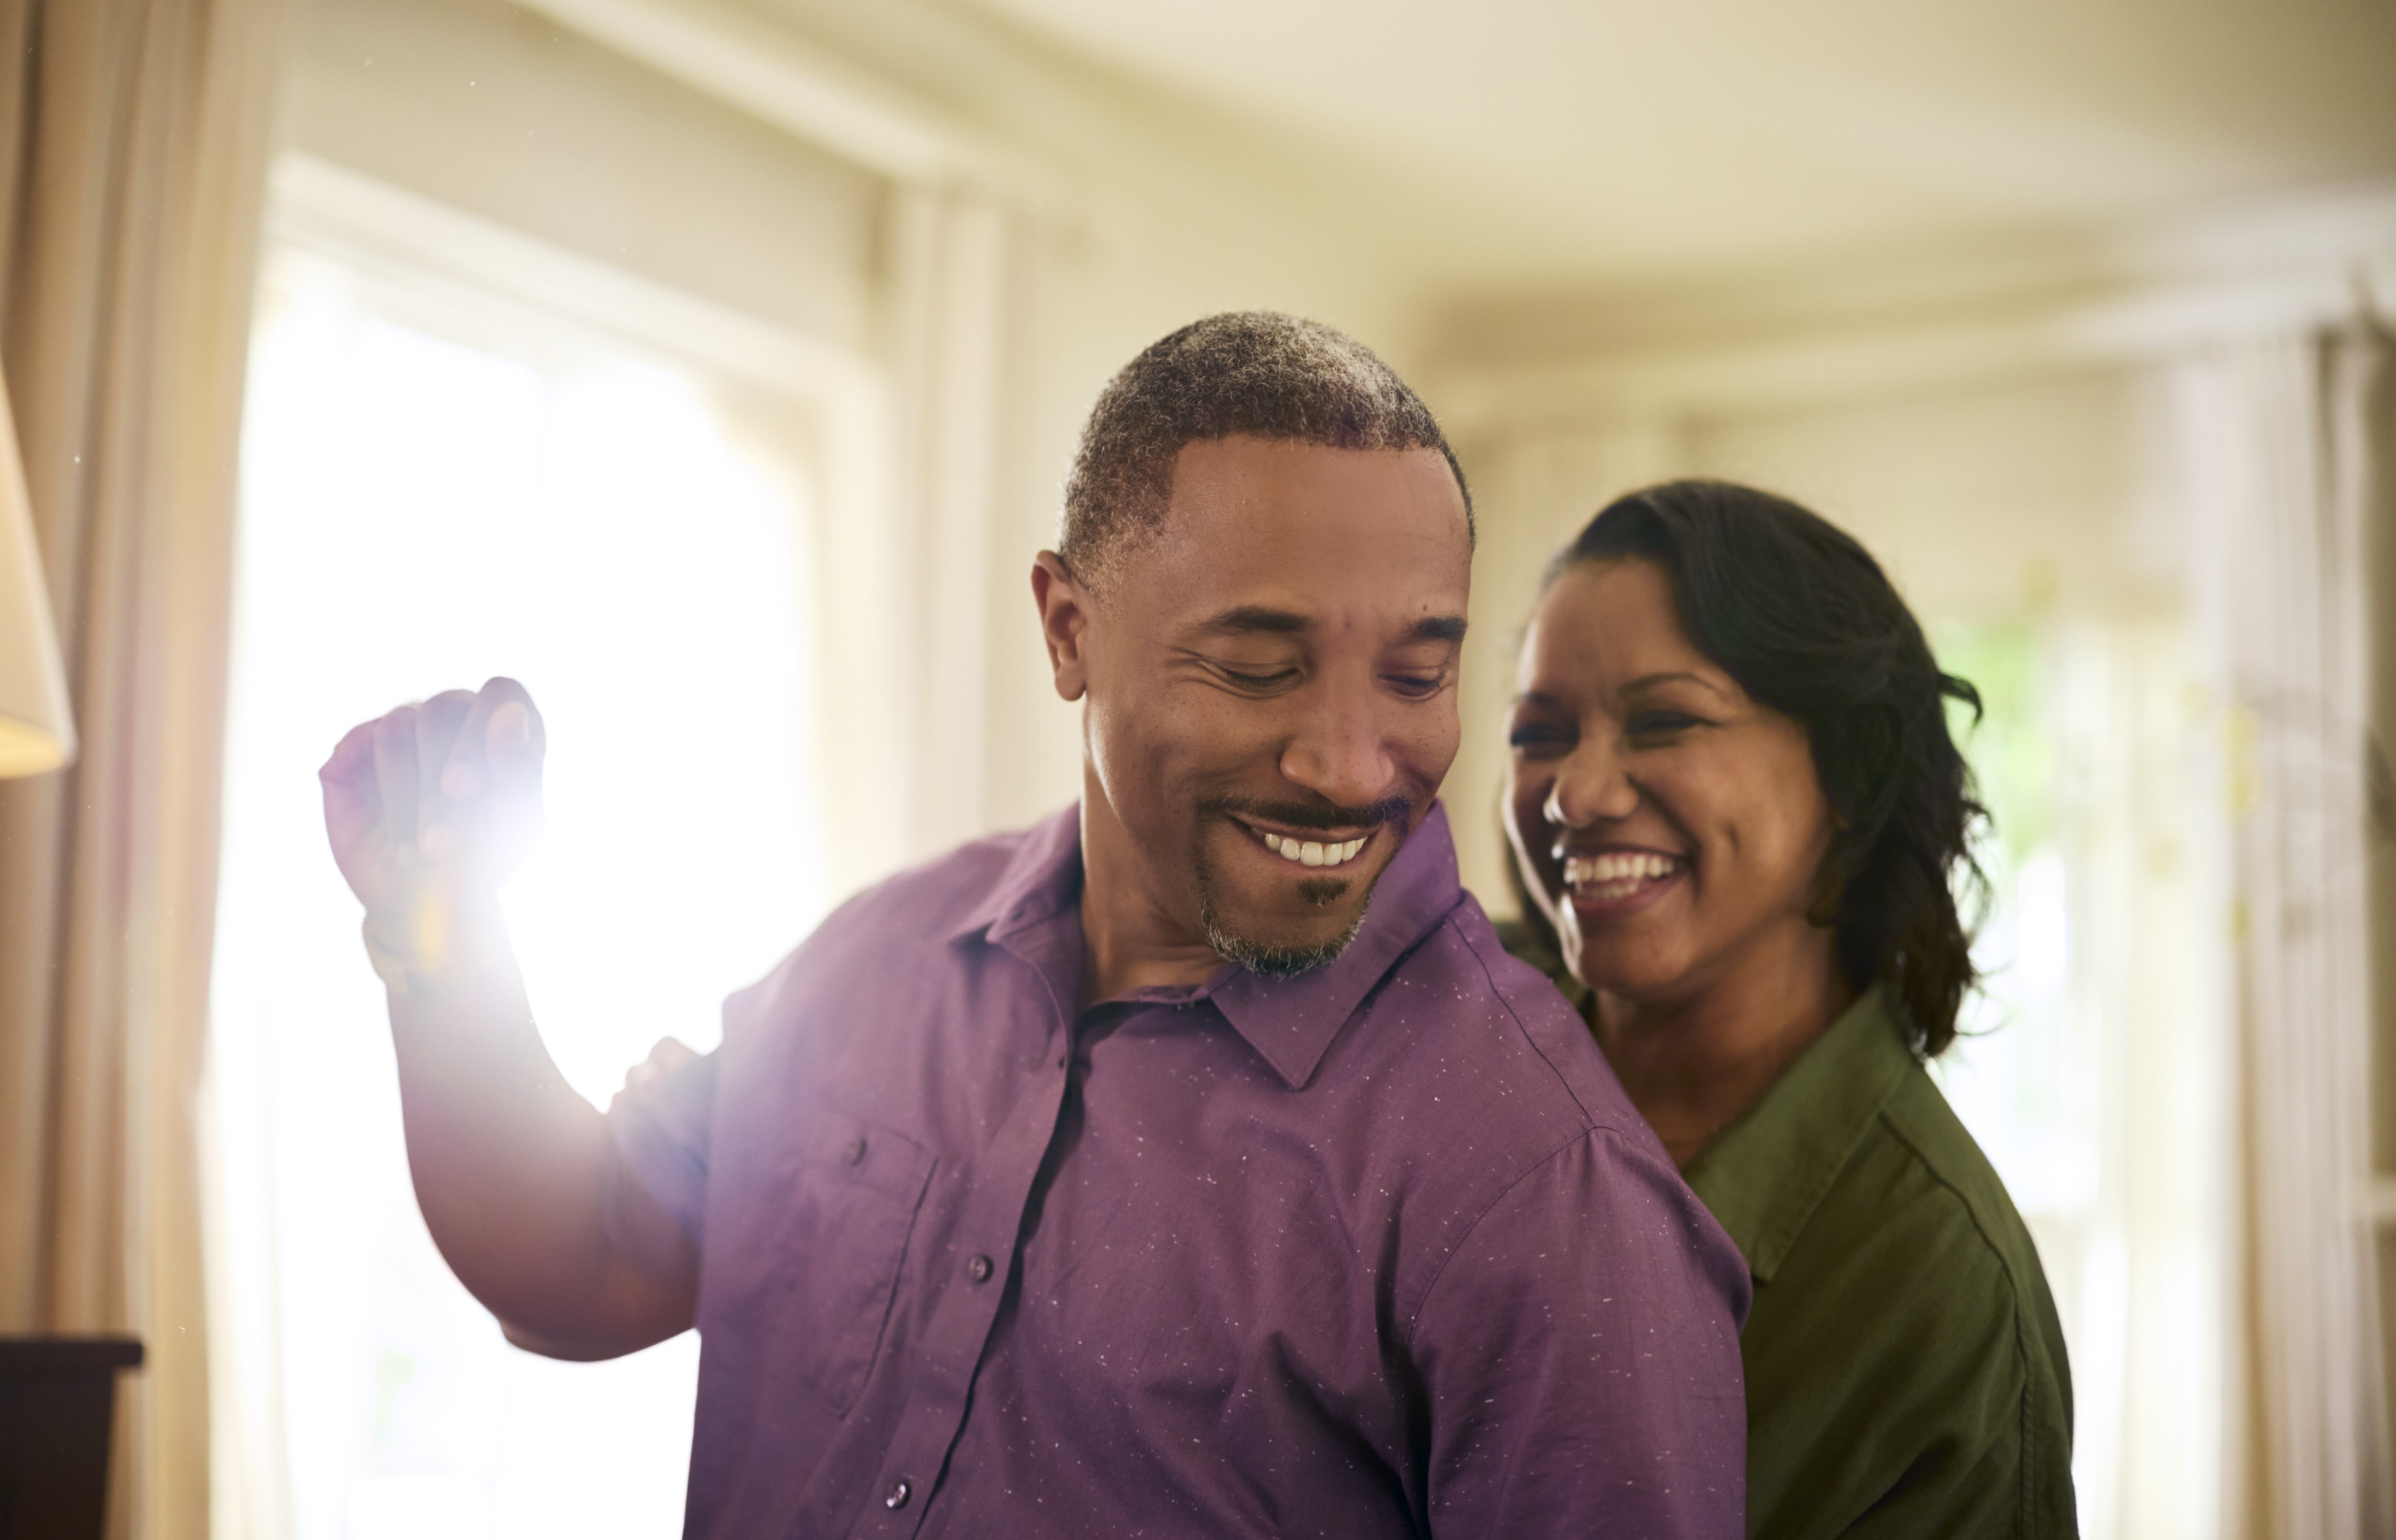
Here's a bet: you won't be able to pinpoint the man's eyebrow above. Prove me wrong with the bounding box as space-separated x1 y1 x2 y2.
1197 606 1310 637
1191 608 1469 643
1407 615 1469 645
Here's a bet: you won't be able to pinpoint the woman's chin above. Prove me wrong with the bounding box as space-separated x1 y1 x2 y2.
1564 933 1694 1004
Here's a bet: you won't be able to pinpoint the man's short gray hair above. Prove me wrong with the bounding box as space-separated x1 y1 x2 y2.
1059 312 1472 592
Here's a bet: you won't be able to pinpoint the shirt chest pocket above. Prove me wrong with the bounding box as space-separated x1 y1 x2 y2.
732 1113 938 1415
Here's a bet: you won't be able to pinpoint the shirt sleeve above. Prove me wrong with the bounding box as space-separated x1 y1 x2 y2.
605 1048 718 1251
1409 1126 1751 1540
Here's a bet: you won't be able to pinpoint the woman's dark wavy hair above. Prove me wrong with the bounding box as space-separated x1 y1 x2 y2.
1538 480 1989 1057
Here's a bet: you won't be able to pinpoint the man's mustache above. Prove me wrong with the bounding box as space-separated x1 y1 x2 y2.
1198 793 1414 832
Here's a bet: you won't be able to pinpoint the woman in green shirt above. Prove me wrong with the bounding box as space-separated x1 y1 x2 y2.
1501 480 2076 1538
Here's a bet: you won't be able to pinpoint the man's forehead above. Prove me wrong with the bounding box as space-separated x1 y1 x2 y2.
1126 438 1469 595
1162 435 1462 514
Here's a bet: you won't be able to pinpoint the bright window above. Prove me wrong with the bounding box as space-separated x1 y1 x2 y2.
1933 618 2221 1540
212 242 828 1538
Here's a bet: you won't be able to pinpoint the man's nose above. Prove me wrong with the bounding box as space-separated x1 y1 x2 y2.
1279 690 1396 812
1543 737 1639 829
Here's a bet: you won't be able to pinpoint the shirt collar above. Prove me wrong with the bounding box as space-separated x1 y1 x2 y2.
948 806 1085 947
951 803 1467 1090
1679 983 1917 1283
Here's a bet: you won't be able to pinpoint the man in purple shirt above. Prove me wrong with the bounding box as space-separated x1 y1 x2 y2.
322 312 1748 1537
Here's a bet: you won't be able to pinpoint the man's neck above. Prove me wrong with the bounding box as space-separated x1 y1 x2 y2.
1076 791 1226 1010
1588 927 1851 1169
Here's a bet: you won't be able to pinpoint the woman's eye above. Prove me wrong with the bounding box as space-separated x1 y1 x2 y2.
1628 710 1703 737
1508 723 1571 755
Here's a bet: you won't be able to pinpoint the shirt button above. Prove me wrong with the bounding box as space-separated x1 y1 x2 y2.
967 1253 993 1283
842 1135 867 1165
884 1476 912 1510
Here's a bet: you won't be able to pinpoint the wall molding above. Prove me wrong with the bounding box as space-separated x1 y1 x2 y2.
1432 180 2396 425
267 151 882 401
505 0 1071 212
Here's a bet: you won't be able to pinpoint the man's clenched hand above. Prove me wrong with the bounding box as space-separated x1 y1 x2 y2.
321 677 547 939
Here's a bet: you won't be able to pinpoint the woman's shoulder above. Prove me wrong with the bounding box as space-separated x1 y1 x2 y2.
1728 1005 2077 1537
1878 1068 2072 1355
1783 1065 2070 1383
1742 1050 2060 1376
1692 990 2060 1339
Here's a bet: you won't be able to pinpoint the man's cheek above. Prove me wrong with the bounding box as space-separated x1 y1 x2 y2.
1403 725 1463 802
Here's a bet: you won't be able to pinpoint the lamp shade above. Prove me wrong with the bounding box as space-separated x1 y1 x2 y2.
0 364 74 776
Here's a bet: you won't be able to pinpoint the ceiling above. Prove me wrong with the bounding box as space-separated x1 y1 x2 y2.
951 0 2396 293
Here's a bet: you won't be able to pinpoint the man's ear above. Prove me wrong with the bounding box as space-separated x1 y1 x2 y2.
1031 552 1093 702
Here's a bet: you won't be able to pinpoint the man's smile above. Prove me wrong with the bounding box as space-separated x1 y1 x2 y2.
1224 811 1382 869
1258 830 1368 868
1236 819 1373 868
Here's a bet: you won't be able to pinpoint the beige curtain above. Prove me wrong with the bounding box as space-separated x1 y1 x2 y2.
0 0 283 1536
2369 319 2396 1540
2184 322 2396 1540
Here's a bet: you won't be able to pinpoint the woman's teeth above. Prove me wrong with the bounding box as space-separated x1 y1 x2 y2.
1563 850 1683 899
1260 831 1368 868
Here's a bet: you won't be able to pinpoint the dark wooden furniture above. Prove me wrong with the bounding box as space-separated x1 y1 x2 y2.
0 1338 144 1540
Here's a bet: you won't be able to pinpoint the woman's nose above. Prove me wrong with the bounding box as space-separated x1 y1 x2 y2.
1543 739 1638 828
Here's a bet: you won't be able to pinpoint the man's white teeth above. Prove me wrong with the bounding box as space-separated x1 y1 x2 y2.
1562 850 1683 888
1262 832 1367 868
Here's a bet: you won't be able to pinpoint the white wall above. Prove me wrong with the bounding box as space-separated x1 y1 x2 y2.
288 0 884 349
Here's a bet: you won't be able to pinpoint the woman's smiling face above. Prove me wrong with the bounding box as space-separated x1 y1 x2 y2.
1505 558 1837 1007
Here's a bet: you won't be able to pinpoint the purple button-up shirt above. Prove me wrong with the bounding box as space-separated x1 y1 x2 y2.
611 803 1748 1538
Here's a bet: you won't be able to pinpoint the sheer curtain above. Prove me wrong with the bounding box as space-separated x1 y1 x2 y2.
2180 320 2396 1540
0 0 286 1535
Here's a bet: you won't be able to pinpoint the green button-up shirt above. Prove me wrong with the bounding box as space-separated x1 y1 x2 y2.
1681 986 2077 1538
